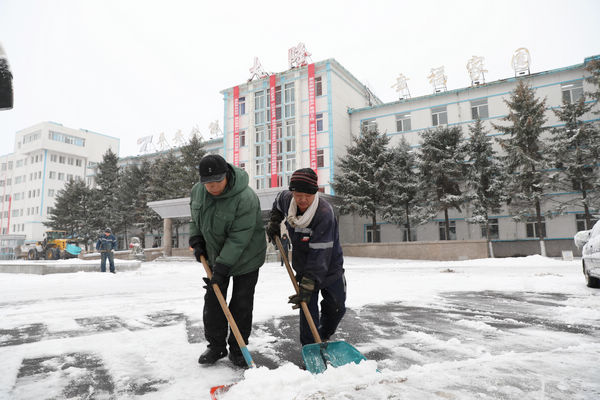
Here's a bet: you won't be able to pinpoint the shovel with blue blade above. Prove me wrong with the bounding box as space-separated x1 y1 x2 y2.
275 236 367 374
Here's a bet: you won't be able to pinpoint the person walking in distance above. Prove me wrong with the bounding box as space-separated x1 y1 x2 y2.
266 168 346 346
96 227 118 273
189 154 266 368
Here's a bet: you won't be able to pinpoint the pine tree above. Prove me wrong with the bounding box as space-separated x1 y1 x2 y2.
417 126 467 240
94 149 121 234
493 80 549 255
133 160 156 247
464 118 507 254
45 178 95 247
179 133 207 191
585 58 600 113
331 128 394 242
548 94 600 227
382 137 419 241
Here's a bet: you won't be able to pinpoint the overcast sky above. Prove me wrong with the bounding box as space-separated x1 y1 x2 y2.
1 0 599 157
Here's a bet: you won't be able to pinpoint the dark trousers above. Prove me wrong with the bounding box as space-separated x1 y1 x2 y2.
100 251 115 273
203 269 259 355
300 274 347 345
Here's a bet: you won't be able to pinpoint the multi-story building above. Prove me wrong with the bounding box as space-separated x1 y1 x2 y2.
0 121 119 240
213 55 599 256
343 55 599 255
220 58 380 194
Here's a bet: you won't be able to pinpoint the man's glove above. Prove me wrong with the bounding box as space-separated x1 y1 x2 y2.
288 277 316 309
266 209 284 243
189 235 207 262
210 262 230 287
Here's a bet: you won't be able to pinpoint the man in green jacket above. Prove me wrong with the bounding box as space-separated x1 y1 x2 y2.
189 154 266 368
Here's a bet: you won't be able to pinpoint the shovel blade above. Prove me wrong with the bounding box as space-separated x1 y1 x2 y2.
302 341 367 374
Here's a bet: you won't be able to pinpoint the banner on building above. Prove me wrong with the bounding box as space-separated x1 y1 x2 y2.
233 86 240 166
308 63 317 171
270 75 278 187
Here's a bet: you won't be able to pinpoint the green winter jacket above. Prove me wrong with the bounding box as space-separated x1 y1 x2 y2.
189 164 266 276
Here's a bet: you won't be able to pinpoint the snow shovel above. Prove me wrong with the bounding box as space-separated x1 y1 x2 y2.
199 255 255 399
275 236 367 374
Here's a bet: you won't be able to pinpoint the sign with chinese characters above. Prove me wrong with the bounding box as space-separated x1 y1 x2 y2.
466 56 487 85
428 66 447 93
269 75 278 187
391 73 411 99
511 48 531 76
308 63 317 171
249 57 268 81
288 42 311 69
156 132 170 151
137 135 154 154
233 86 240 166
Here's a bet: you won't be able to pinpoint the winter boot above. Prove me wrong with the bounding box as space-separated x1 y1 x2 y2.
228 350 247 368
198 347 227 364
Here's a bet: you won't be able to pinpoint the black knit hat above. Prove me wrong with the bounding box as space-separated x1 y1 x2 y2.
199 154 228 183
289 168 318 194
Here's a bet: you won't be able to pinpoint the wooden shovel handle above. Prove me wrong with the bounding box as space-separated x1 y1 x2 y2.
275 236 322 343
200 255 255 368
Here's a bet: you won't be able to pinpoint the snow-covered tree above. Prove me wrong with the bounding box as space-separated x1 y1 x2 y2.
417 126 467 240
331 127 394 242
464 118 508 254
178 133 207 191
45 178 95 247
94 149 121 235
548 94 600 226
0 56 13 109
585 58 600 114
382 137 419 241
493 80 549 255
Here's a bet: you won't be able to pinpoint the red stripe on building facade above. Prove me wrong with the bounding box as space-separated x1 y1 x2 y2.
233 86 240 166
308 63 317 172
269 75 278 187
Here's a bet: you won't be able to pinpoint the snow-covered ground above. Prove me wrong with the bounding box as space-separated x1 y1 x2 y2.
1 255 599 399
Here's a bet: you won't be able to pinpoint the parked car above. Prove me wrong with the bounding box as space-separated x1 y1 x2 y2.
574 220 600 288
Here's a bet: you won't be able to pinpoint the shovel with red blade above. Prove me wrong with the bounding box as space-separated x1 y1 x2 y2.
199 255 255 399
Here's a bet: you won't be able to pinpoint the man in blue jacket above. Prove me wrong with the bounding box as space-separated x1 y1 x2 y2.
96 227 118 273
266 168 346 345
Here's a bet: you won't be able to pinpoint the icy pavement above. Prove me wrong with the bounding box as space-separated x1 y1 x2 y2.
0 256 599 399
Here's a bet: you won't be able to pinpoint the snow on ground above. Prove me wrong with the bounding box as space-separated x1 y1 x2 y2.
0 255 599 399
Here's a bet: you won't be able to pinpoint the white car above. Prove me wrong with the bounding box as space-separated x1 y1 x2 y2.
574 220 600 288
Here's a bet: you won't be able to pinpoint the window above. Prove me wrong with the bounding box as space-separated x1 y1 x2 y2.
316 113 324 132
59 156 65 164
431 106 448 126
23 131 41 143
239 130 246 147
471 98 489 119
285 154 296 173
239 162 246 170
255 144 265 158
480 218 499 239
561 81 584 103
75 159 82 167
68 157 74 165
48 189 54 197
439 221 456 240
239 96 245 115
49 171 56 179
576 214 598 232
526 217 546 238
395 113 411 132
366 224 381 243
255 126 265 142
315 76 322 96
254 91 266 124
50 154 57 162
49 131 85 146
317 149 325 168
361 119 377 133
284 83 295 118
256 178 265 190
58 172 65 181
